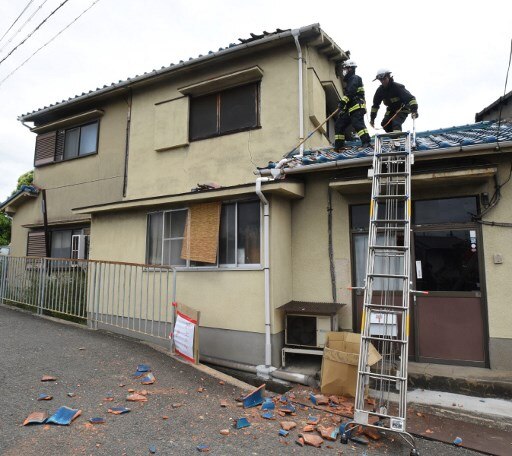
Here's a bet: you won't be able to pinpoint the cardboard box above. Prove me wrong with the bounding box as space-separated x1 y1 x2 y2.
320 332 381 397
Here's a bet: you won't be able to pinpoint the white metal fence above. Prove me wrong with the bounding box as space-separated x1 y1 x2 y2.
0 256 177 342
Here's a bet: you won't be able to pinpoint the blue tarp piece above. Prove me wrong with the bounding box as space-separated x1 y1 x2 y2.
242 384 265 408
235 417 251 429
46 406 81 425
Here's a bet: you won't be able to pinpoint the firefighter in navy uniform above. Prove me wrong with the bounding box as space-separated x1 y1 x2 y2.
333 60 371 151
370 68 418 132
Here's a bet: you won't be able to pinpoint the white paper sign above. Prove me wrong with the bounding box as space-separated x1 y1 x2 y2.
173 312 196 362
415 260 423 279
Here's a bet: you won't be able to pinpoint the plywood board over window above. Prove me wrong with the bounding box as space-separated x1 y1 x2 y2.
154 96 189 151
181 202 221 264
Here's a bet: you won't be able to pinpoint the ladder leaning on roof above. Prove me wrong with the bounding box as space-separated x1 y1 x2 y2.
341 131 422 456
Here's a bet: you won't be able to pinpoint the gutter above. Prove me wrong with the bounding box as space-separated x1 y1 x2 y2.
255 177 274 370
256 141 512 177
291 29 305 156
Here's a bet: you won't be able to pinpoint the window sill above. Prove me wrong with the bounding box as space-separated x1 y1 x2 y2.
143 265 263 272
35 151 98 168
190 125 261 142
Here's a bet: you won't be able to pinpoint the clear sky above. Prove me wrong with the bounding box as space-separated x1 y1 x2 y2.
0 0 510 201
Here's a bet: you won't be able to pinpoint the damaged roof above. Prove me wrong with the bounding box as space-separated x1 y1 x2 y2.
19 24 346 123
262 120 512 172
0 185 39 213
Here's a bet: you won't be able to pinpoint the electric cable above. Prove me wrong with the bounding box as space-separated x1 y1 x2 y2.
0 0 102 89
0 0 35 45
0 0 51 55
0 0 70 67
496 38 512 141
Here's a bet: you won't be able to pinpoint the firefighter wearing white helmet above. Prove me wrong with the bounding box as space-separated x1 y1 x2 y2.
333 59 371 151
370 68 418 132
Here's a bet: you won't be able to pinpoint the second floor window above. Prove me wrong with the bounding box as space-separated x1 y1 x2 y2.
63 121 99 160
189 83 259 141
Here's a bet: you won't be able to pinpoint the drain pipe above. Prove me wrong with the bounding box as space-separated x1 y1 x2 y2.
255 176 275 375
291 29 305 156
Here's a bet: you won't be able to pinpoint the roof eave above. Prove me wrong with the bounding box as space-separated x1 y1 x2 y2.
19 23 346 123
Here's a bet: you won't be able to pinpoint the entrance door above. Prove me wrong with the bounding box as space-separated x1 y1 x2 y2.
412 226 487 366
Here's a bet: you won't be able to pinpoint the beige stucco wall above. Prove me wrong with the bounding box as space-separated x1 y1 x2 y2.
480 159 512 340
8 99 128 256
126 45 302 200
269 195 293 333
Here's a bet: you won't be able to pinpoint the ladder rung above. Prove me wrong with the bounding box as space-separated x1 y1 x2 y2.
359 372 407 382
362 304 409 311
372 219 408 223
374 172 409 177
369 245 407 251
374 195 408 200
368 273 408 279
362 335 408 344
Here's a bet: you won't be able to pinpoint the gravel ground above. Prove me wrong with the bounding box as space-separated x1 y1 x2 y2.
0 305 484 456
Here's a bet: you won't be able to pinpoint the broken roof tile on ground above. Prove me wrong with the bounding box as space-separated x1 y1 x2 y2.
46 406 81 425
23 411 49 426
242 384 265 408
108 406 131 415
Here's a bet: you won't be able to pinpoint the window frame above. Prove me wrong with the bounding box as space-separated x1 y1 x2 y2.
49 227 88 259
146 199 262 270
62 120 100 161
189 82 261 142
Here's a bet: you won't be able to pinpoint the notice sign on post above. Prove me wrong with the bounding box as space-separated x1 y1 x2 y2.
171 303 200 364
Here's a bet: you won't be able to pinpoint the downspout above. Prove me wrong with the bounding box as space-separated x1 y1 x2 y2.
122 89 132 197
255 176 274 371
291 29 305 156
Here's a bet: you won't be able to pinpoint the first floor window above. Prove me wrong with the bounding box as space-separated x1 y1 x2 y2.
146 200 261 267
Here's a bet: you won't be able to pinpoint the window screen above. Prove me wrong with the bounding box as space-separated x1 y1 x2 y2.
189 83 259 141
220 84 257 133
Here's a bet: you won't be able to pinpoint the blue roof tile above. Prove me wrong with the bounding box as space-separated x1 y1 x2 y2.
266 121 512 170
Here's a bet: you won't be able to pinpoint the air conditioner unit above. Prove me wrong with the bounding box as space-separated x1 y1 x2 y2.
71 234 89 260
285 313 332 349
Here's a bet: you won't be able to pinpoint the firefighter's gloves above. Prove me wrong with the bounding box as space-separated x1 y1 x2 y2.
338 100 347 112
411 111 419 119
370 118 375 128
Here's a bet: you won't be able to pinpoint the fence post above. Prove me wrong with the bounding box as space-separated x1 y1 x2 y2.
0 256 7 302
37 258 47 316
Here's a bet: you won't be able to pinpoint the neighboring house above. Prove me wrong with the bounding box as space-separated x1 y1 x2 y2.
476 90 512 122
2 23 512 373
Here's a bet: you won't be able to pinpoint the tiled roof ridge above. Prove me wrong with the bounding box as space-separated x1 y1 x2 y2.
19 27 296 119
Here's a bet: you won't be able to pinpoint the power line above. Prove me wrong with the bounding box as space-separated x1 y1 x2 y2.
0 0 70 67
0 0 51 55
0 0 102 88
0 0 35 45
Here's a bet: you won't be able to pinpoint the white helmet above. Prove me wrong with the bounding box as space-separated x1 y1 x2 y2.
374 68 391 81
343 59 357 68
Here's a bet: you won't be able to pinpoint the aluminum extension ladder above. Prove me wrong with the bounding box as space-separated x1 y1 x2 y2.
342 131 419 455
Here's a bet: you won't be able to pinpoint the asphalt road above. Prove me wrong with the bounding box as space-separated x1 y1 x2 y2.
0 304 484 456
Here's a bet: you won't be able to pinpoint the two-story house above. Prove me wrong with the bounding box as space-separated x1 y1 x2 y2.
3 23 512 376
3 24 346 371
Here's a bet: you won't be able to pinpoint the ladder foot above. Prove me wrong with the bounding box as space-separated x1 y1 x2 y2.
410 448 420 456
340 433 349 444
